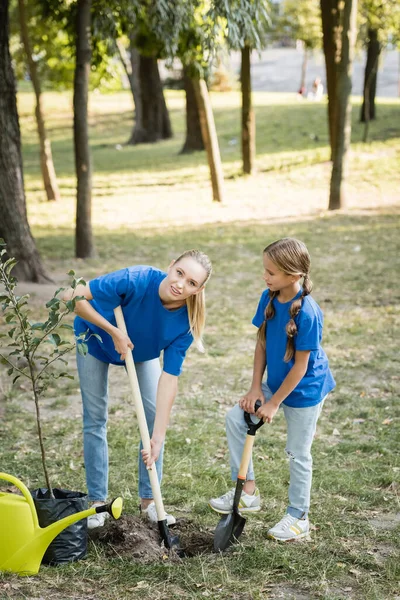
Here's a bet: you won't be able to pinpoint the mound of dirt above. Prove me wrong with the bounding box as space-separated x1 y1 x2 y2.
89 515 214 563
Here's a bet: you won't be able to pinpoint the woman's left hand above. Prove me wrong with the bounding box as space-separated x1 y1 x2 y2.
141 437 163 467
256 398 280 423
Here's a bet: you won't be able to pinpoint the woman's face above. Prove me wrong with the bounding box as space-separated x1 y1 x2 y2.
161 256 208 303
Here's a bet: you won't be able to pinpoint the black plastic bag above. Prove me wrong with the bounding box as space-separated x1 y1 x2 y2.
31 488 88 565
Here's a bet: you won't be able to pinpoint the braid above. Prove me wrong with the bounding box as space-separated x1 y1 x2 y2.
257 291 277 348
283 274 313 362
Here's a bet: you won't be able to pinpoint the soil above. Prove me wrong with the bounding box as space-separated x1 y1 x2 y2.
89 515 214 563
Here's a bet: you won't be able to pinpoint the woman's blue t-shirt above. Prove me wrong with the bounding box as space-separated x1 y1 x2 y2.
74 266 193 376
252 289 335 407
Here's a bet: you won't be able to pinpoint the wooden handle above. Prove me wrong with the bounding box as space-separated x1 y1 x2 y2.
114 306 166 520
238 435 255 480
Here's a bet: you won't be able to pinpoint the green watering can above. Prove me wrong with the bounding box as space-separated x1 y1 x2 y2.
0 472 123 576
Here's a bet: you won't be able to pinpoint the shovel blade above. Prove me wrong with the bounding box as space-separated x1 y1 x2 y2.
158 519 185 557
213 511 246 552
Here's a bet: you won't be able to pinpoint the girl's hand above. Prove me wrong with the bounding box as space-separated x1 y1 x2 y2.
112 328 134 361
256 398 280 423
141 437 163 467
239 387 265 414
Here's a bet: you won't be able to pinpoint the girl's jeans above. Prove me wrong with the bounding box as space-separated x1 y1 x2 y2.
226 382 325 519
77 351 162 502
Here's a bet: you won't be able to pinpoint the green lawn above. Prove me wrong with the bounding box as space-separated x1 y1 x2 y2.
0 89 399 599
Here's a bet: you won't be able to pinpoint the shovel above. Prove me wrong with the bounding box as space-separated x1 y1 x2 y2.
114 306 184 556
214 400 264 552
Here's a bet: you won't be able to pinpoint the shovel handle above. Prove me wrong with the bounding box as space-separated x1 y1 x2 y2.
237 435 256 480
114 306 166 521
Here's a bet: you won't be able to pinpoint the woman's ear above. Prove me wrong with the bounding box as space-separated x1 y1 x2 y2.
292 274 301 283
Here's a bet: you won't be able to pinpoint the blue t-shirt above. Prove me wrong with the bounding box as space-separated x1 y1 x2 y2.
252 289 335 407
74 266 193 376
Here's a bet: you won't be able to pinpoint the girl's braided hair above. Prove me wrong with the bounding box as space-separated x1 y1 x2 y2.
257 238 313 362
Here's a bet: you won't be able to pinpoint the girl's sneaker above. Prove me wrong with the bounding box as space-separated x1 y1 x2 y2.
209 487 261 514
141 501 176 526
267 513 309 541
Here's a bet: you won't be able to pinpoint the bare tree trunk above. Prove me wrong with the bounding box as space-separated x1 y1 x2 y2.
192 77 224 203
127 53 172 144
241 45 255 175
320 0 338 159
300 46 308 91
0 0 50 282
73 0 95 258
180 67 204 154
360 28 380 123
17 0 60 202
126 41 146 144
329 0 358 210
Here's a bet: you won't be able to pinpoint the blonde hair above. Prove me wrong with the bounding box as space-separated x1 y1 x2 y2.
257 238 313 362
175 249 212 353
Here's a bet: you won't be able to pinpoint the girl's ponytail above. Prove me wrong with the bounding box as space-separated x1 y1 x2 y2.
283 275 313 362
257 290 277 348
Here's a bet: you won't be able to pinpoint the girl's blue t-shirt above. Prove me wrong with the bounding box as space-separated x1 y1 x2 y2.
74 266 193 376
252 289 335 407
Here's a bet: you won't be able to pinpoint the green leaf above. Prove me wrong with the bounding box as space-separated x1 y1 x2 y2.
48 333 61 346
7 367 14 376
77 342 88 356
12 375 20 385
59 324 73 330
67 270 76 276
31 322 45 330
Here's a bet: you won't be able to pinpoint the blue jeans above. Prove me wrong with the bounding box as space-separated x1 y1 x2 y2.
77 351 162 501
225 382 325 519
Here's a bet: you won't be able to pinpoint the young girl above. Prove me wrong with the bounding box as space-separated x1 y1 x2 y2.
63 250 212 529
209 238 335 541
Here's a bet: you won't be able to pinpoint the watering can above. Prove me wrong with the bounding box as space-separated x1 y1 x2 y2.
0 472 123 576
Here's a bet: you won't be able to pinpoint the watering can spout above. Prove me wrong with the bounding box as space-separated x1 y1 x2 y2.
0 472 123 576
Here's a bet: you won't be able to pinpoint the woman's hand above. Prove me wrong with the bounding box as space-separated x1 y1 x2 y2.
111 328 134 361
256 397 280 423
141 437 163 468
239 387 265 414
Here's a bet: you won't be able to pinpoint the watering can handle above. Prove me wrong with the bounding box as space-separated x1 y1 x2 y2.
0 472 39 527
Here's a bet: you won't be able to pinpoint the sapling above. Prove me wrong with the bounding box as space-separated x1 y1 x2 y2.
0 240 93 498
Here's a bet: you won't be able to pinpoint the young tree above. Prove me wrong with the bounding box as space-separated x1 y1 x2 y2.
0 0 50 283
209 0 270 175
320 0 358 210
280 0 322 92
17 0 61 202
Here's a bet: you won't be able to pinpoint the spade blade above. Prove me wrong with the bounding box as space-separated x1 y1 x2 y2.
214 510 246 552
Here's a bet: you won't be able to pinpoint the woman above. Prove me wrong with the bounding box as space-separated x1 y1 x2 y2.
63 250 212 528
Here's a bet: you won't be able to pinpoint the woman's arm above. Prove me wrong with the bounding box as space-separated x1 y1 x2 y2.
141 371 178 467
239 338 267 413
256 350 310 423
62 284 133 360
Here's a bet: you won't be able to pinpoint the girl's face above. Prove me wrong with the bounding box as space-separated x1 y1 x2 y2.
161 256 208 304
262 254 300 295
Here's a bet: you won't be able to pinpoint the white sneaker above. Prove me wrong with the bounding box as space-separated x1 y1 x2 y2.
267 513 310 541
87 502 109 530
142 501 176 526
209 487 261 514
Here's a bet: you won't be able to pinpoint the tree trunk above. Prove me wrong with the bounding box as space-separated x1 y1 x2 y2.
127 53 173 144
241 45 255 175
300 47 308 91
0 0 50 282
320 0 338 159
180 67 204 154
17 0 60 202
192 77 224 203
360 28 380 123
328 0 358 210
73 0 95 258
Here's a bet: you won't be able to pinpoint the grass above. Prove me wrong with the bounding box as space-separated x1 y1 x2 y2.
0 88 399 599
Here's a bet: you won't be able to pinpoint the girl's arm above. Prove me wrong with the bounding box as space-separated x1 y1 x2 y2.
256 350 310 423
141 371 178 466
239 339 267 414
62 284 133 359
